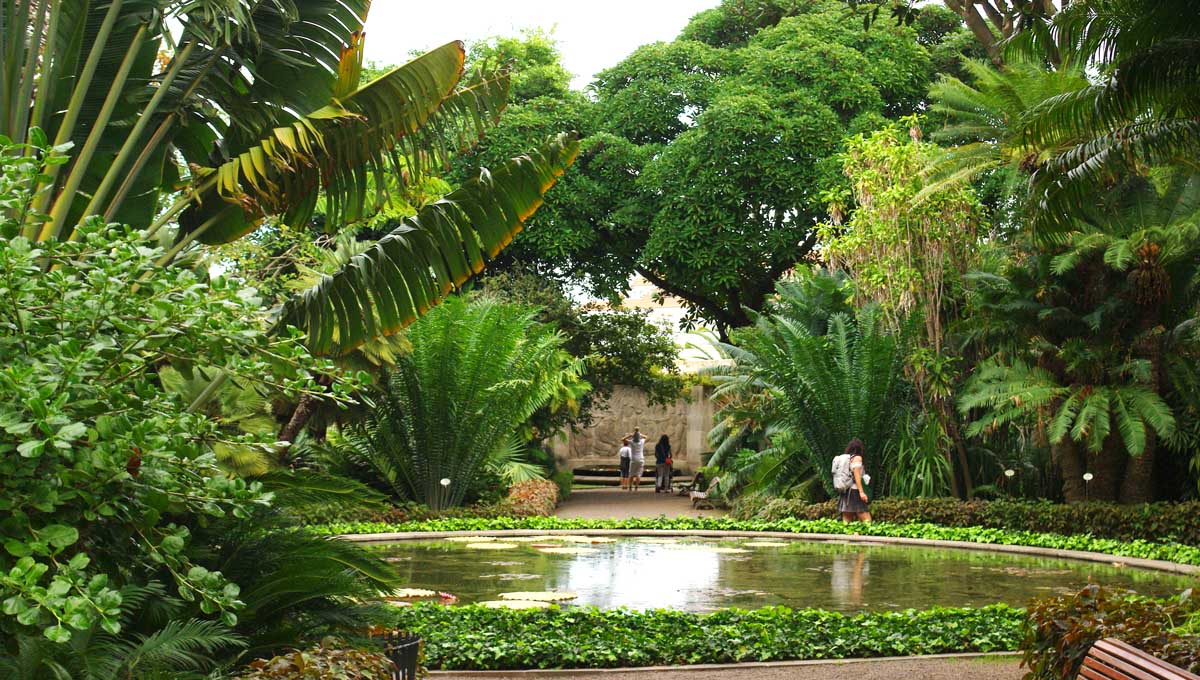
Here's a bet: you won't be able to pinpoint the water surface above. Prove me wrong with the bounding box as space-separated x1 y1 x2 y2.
372 536 1195 613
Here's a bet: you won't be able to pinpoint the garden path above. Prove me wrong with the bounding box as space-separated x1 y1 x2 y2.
554 488 727 520
431 654 1023 679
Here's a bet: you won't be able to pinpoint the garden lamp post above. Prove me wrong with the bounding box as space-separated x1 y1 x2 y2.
1083 472 1093 500
439 477 451 511
1004 468 1015 496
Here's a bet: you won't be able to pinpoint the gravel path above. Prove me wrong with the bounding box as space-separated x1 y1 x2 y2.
432 655 1024 680
555 488 728 520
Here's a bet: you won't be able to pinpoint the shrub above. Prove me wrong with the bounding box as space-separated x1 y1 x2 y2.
495 479 560 517
1022 585 1200 679
551 469 574 499
731 497 1200 546
237 642 395 679
389 603 1024 670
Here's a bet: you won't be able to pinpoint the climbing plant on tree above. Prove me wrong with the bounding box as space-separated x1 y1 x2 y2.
819 119 983 497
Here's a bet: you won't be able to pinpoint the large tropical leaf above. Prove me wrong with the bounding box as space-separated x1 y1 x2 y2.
176 40 511 245
278 132 581 356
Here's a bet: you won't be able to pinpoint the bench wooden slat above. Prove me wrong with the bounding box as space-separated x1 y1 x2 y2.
1080 663 1130 680
1094 639 1200 680
1079 639 1200 680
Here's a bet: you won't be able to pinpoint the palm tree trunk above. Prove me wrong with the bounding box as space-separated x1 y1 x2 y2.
1055 438 1087 502
1089 434 1124 502
1119 433 1156 504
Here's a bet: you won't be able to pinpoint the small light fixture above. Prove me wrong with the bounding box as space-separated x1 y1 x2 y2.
440 478 451 487
1004 469 1015 478
1083 472 1094 482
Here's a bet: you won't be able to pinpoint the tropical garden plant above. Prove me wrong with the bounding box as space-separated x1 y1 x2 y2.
333 297 587 509
707 299 912 496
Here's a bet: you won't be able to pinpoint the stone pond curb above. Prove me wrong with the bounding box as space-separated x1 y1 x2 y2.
338 528 1200 575
425 652 1022 677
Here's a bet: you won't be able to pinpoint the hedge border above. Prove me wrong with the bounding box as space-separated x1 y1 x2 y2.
311 516 1200 569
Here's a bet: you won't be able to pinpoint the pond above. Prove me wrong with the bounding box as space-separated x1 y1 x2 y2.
371 534 1196 613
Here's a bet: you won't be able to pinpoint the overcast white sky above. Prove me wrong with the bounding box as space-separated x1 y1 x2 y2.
362 1 719 90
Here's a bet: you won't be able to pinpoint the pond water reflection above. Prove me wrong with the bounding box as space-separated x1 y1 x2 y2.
372 536 1195 613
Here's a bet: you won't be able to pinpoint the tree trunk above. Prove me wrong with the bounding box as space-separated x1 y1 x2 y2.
1119 433 1156 504
936 399 974 499
943 0 1004 66
276 375 334 461
1087 433 1124 502
1055 438 1087 502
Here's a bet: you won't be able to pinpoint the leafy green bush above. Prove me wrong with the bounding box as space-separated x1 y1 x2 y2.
309 516 1200 565
1022 585 1200 679
236 642 396 679
731 497 1200 546
550 469 574 499
389 603 1024 670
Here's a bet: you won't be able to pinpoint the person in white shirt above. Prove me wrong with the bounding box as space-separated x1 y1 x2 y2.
618 438 632 490
626 428 646 491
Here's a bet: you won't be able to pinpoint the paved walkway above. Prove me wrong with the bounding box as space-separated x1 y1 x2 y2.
433 655 1024 679
555 487 727 520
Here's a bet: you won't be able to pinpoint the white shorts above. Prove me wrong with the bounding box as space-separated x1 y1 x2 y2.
629 459 645 478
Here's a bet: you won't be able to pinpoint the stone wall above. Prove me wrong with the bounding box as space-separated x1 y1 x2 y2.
553 384 713 472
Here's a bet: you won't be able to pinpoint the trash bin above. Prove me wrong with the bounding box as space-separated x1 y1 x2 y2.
383 631 422 680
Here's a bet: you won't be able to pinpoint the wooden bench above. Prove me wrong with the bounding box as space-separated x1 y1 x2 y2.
1079 638 1200 680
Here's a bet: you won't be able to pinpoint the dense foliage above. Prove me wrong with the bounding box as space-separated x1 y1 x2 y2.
1022 585 1200 679
332 298 584 508
392 602 1023 670
309 517 1200 566
731 497 1200 546
235 643 396 680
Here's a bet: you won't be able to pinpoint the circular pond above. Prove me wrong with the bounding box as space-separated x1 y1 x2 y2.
372 535 1196 613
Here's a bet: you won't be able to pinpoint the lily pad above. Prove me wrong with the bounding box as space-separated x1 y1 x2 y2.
465 542 519 550
553 535 613 543
506 536 566 543
537 546 599 555
499 591 578 602
480 600 552 610
389 588 436 599
635 537 680 544
743 541 791 547
444 536 498 543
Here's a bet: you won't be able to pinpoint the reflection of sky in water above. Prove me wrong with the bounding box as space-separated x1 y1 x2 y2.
375 538 1194 613
563 543 719 610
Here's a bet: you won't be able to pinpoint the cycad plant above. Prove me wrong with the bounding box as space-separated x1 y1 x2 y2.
1006 0 1200 237
340 297 586 509
958 172 1200 502
0 1 579 356
708 304 912 497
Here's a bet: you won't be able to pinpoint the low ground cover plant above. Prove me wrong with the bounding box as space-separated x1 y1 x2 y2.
310 516 1200 566
732 497 1200 546
1022 585 1200 679
236 642 396 679
389 603 1023 670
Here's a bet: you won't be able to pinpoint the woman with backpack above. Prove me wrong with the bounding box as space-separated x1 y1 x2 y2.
832 438 872 523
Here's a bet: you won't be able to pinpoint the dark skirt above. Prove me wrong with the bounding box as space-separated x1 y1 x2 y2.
838 488 869 514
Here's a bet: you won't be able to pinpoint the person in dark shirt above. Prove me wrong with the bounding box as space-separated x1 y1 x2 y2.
654 435 673 493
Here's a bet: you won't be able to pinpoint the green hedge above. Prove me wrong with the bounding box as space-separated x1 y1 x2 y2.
732 497 1200 546
391 603 1024 670
1022 585 1200 679
310 516 1200 566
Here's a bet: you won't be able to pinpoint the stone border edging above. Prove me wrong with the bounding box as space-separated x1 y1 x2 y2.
426 652 1021 677
339 528 1200 575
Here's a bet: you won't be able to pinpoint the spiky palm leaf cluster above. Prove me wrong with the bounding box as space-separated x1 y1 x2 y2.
708 302 912 497
341 297 585 509
1006 0 1200 237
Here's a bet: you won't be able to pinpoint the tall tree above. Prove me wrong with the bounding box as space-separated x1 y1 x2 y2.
469 1 970 339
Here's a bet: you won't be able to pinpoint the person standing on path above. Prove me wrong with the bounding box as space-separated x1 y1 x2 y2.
654 434 673 493
618 437 632 490
834 438 872 523
627 428 646 492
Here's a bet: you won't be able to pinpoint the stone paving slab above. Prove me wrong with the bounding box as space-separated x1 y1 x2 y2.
554 488 727 520
431 654 1025 679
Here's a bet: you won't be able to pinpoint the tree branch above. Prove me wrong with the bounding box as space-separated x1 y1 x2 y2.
633 265 739 333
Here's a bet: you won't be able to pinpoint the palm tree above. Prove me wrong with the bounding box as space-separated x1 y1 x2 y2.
0 1 579 356
958 172 1200 501
921 59 1087 205
1007 0 1200 237
708 304 912 497
337 297 587 509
